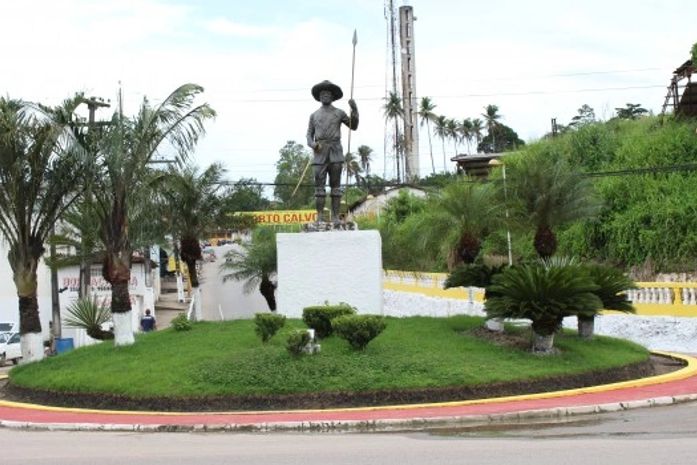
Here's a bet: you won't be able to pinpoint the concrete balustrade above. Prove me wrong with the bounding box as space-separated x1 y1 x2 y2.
384 271 697 318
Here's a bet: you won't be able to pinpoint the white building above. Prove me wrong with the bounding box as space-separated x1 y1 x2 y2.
0 243 161 348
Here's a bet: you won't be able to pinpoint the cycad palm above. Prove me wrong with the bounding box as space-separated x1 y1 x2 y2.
92 84 215 345
506 150 599 258
220 227 278 311
409 181 502 270
417 97 437 174
0 97 87 361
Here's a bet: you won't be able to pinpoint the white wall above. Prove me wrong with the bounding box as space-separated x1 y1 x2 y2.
385 289 697 353
1 240 158 346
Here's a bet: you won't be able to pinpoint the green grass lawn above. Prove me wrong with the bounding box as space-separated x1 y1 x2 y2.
9 316 649 398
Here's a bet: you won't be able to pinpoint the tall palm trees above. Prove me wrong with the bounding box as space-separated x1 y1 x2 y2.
417 97 437 175
471 118 484 153
343 151 362 184
163 162 224 321
446 119 459 157
459 118 473 154
92 84 215 345
357 145 373 177
383 91 404 182
433 115 448 172
482 104 501 153
0 97 87 361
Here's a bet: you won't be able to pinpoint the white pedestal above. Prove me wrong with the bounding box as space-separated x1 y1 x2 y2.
277 230 383 317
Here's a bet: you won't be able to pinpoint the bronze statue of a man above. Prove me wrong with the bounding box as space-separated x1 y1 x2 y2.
306 80 359 224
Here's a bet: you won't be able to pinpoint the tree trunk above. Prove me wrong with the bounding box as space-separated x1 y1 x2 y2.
18 296 44 363
104 253 134 346
534 225 557 259
427 121 435 175
577 315 595 339
531 330 555 354
12 247 44 362
259 274 277 311
531 318 558 354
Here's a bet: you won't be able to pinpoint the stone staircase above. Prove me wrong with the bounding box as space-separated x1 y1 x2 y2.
155 276 189 329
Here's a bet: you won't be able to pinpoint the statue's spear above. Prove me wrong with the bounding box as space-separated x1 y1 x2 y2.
345 29 358 187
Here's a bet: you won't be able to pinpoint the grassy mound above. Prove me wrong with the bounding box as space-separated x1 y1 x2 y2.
8 316 649 408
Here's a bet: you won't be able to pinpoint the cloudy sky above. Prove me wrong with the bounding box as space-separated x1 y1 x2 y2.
1 0 695 190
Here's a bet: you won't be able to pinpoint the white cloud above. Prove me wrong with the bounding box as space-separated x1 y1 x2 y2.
205 18 276 38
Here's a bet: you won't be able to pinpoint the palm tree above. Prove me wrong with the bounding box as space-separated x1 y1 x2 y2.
0 97 87 361
446 118 459 156
459 118 473 155
408 181 502 270
163 162 225 321
417 97 437 175
482 105 501 152
433 115 448 171
221 227 278 311
343 151 362 185
357 145 373 177
383 91 404 182
471 118 484 153
92 84 215 345
505 150 599 258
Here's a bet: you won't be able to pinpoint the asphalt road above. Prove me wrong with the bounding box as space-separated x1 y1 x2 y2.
2 402 697 465
199 244 270 321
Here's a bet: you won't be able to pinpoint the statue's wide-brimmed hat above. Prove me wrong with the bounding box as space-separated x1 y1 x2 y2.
311 80 343 101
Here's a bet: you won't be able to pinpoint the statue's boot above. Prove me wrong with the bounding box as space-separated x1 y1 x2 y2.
315 196 326 223
331 196 341 225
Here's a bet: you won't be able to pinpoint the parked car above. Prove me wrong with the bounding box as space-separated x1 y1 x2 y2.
0 332 21 366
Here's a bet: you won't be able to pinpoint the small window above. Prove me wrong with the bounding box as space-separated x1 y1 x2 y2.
9 333 20 344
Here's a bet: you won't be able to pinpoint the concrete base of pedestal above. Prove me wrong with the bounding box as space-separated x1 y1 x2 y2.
277 230 383 317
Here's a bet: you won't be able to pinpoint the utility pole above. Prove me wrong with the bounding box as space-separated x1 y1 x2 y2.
50 95 111 349
551 118 558 137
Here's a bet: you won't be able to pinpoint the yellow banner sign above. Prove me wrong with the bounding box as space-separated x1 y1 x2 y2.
239 210 318 225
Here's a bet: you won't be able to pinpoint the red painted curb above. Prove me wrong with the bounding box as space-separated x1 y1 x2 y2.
2 369 697 428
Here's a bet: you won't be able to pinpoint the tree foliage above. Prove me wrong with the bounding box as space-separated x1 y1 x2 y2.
273 141 312 208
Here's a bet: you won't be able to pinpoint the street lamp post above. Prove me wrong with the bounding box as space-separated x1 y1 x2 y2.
489 158 512 266
486 157 511 333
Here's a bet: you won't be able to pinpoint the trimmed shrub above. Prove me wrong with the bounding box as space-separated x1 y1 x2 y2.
286 330 311 357
302 304 356 339
170 313 193 331
332 314 387 350
254 313 286 343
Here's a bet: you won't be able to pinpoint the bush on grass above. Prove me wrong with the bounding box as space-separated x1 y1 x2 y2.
286 330 311 357
170 313 193 331
302 304 356 339
332 314 387 350
254 313 286 343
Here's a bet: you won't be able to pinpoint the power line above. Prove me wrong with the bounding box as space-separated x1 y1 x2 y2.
217 162 697 189
225 84 665 103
